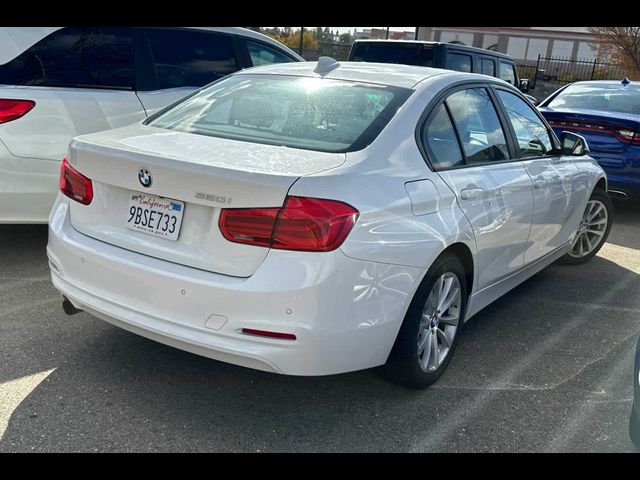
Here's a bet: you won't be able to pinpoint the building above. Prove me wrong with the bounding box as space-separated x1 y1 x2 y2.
357 28 415 41
417 27 601 62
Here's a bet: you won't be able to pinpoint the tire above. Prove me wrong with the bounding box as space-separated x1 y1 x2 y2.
379 252 467 389
630 406 640 447
558 188 613 265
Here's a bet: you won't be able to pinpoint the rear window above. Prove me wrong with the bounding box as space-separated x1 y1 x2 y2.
547 83 640 115
147 74 412 153
350 42 434 67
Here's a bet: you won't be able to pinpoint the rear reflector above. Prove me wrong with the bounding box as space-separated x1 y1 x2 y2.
219 196 358 252
241 328 297 340
59 157 93 205
0 99 35 124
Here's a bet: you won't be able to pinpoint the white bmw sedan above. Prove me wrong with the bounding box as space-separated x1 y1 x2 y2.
47 59 612 388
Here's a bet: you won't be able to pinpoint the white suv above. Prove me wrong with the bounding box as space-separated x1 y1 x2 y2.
0 27 302 223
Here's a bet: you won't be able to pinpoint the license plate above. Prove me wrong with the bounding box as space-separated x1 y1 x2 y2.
126 192 184 241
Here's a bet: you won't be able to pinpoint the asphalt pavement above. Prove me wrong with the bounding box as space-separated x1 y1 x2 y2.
1 203 639 452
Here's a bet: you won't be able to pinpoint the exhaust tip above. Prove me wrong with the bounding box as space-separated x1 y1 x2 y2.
62 296 82 316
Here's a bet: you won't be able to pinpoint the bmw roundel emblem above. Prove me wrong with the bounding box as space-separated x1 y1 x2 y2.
138 168 152 188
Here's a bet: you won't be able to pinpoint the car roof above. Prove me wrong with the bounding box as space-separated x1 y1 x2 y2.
236 61 473 89
0 27 303 65
351 39 514 61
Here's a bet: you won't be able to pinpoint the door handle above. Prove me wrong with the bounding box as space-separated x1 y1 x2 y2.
533 176 547 190
460 187 484 201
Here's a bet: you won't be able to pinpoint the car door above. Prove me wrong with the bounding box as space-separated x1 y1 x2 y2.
134 28 243 115
493 87 583 264
421 85 534 291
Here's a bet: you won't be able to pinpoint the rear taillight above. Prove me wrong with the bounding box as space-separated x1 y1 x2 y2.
0 99 35 124
59 157 93 205
548 118 640 145
617 129 640 145
219 196 359 252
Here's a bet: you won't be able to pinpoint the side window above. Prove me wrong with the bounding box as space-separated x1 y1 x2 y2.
145 29 239 89
446 88 510 165
422 104 464 170
480 58 496 77
497 90 554 157
446 53 472 73
499 61 516 85
0 27 134 89
246 40 295 66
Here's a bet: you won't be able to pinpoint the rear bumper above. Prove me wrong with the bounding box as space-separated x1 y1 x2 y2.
588 150 640 200
47 196 424 376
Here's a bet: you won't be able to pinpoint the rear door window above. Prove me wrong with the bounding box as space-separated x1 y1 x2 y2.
446 53 472 73
246 40 296 66
144 29 239 89
480 58 496 77
0 27 134 89
445 88 510 165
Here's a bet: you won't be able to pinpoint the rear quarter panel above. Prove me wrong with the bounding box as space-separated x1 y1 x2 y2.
288 74 477 291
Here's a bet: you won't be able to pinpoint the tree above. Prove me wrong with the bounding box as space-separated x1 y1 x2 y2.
269 29 318 50
338 33 352 45
588 27 640 78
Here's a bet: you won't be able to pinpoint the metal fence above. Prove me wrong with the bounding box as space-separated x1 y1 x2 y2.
518 55 627 89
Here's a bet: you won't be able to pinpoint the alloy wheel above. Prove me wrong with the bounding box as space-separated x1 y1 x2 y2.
569 200 608 258
417 272 462 373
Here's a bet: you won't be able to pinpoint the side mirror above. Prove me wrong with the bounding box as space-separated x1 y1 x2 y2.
560 131 590 156
519 79 530 93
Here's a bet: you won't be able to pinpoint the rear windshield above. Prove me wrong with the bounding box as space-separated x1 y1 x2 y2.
350 42 434 67
147 74 412 153
547 83 640 115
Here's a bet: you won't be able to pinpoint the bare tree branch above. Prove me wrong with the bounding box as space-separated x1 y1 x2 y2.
588 27 640 78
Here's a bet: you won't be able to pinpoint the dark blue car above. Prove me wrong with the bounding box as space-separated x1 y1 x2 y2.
631 334 640 447
539 79 640 200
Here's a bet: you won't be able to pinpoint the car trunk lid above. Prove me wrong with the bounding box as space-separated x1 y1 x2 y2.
67 123 346 277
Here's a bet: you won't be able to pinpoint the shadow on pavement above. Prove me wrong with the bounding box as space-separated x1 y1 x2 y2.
0 219 638 452
608 201 640 251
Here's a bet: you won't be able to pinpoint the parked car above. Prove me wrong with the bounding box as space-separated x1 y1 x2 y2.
48 59 612 388
348 39 538 104
631 334 640 446
0 27 302 223
539 79 640 201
